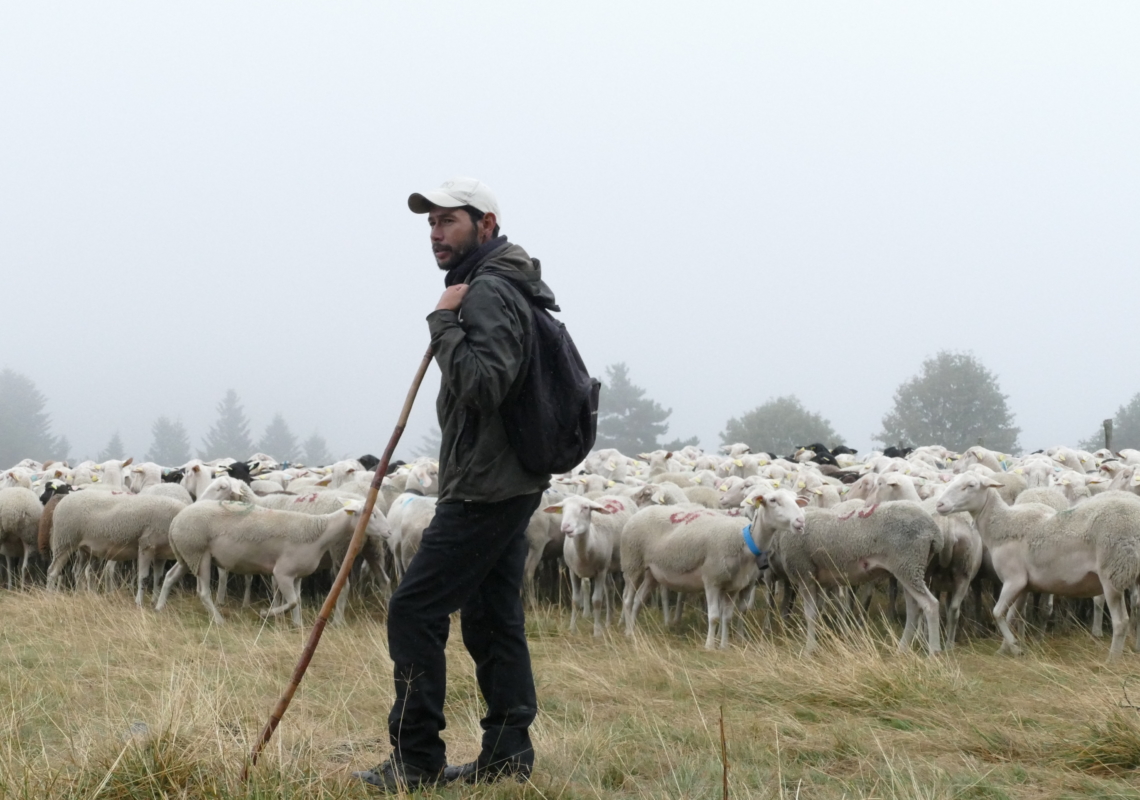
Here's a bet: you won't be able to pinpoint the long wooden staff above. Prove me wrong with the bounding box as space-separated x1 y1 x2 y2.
241 345 434 781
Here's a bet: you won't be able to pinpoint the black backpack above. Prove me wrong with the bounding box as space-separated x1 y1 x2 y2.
485 274 601 475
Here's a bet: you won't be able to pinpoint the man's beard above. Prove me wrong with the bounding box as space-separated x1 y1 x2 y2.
434 227 481 271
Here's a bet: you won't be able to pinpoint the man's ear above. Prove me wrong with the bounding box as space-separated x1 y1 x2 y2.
480 211 498 237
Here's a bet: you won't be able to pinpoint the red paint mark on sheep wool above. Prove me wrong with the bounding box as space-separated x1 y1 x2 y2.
670 511 704 525
858 504 879 519
603 500 625 514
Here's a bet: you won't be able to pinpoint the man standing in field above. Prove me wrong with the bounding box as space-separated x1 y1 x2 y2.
354 177 555 792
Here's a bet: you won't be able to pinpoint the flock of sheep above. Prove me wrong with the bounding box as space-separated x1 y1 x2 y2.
4 440 1140 660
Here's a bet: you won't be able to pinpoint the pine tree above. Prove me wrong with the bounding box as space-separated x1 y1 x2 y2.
301 432 332 466
721 396 841 456
875 351 1020 452
199 389 254 460
97 432 126 462
258 413 300 463
0 368 67 466
146 417 192 466
409 427 442 460
595 363 691 455
1079 392 1140 452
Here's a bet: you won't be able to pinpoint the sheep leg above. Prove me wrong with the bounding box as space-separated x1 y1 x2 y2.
658 585 671 626
592 575 605 637
704 585 723 649
762 572 777 634
242 575 254 608
1103 584 1129 660
101 560 118 593
899 578 941 655
19 549 31 590
151 560 164 595
1131 585 1140 651
1091 595 1105 638
627 573 657 636
196 555 226 625
329 574 349 624
944 574 972 650
720 590 737 649
135 551 153 607
154 561 186 611
887 576 900 623
802 583 821 655
672 591 687 625
604 573 615 628
46 548 74 592
264 570 302 626
216 568 229 606
568 572 582 633
523 544 543 608
991 578 1028 656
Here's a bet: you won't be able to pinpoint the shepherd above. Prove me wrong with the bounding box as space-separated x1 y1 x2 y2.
354 177 558 792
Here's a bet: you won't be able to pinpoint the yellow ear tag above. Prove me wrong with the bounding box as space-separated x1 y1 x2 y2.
718 485 728 491
797 481 805 488
734 459 744 467
1058 455 1066 461
1014 468 1023 474
811 488 822 495
607 480 615 487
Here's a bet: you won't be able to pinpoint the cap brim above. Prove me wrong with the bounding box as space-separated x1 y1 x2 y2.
408 190 466 214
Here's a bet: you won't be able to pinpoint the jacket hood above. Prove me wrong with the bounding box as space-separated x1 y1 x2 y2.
474 242 559 311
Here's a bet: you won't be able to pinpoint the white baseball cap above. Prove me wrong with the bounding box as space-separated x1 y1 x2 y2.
408 177 501 223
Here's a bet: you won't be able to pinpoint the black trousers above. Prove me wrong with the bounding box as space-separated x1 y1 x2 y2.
386 491 542 771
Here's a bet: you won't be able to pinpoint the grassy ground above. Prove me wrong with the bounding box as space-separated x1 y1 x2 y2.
4 588 1140 799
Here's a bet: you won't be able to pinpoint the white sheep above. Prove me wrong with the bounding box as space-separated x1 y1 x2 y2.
385 492 438 577
46 489 187 605
621 489 807 649
937 473 1140 659
543 495 635 635
0 487 44 588
157 499 388 625
127 462 163 493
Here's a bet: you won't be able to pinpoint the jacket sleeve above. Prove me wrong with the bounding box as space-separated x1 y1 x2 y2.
426 279 528 413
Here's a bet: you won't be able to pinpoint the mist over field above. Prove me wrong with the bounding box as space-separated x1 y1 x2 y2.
2 2 1138 462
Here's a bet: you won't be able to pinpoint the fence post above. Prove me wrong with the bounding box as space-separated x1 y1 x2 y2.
1104 419 1113 452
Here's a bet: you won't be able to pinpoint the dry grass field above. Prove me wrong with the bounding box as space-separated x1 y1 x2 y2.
4 587 1140 799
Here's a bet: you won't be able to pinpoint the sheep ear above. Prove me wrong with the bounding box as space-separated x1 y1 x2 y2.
665 452 673 460
122 457 133 467
317 477 332 486
982 477 1004 488
795 497 810 508
543 504 563 514
587 501 612 514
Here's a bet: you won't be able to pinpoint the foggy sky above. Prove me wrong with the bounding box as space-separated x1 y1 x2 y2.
2 2 1138 462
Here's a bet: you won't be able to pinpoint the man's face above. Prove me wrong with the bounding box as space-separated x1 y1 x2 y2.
428 207 481 270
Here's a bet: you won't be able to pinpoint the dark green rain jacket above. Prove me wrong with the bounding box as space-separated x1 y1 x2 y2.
426 241 556 503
